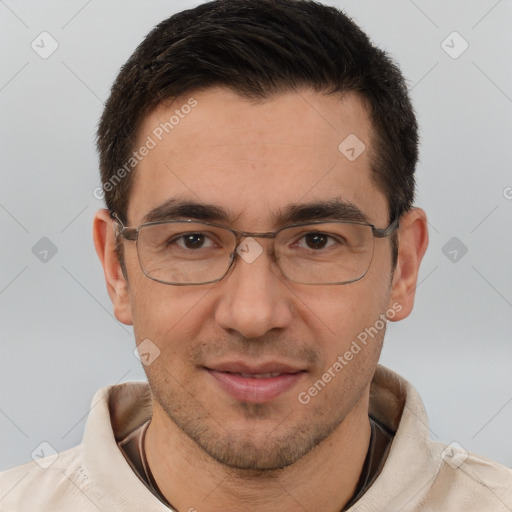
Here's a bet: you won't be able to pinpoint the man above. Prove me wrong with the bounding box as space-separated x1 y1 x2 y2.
1 0 511 510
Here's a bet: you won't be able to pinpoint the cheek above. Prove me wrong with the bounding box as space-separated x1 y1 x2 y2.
292 277 390 349
129 281 212 359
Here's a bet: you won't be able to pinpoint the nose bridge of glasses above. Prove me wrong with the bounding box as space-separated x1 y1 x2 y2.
234 229 276 239
229 229 276 256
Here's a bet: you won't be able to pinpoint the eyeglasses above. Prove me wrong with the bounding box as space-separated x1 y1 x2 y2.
112 213 399 286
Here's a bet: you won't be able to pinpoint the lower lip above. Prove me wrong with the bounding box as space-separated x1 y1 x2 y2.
206 369 305 403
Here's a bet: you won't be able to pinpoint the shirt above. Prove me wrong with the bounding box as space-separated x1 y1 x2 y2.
1 365 511 511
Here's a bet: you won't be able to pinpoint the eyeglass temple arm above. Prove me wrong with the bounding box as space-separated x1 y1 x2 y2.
372 217 399 238
111 212 138 241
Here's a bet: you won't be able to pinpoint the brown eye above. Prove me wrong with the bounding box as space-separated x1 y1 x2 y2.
304 233 329 250
179 233 207 249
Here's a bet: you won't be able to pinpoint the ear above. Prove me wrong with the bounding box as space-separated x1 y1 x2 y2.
388 207 429 321
92 209 133 325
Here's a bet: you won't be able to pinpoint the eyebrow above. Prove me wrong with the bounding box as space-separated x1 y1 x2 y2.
141 196 371 226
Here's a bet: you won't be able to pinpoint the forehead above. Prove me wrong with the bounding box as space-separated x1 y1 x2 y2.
127 87 387 228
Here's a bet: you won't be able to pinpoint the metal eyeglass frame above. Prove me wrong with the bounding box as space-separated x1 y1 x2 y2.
111 212 399 286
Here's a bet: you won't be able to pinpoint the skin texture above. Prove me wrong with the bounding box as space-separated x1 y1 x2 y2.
93 87 428 512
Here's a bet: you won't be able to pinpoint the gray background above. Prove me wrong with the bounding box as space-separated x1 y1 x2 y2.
0 0 511 472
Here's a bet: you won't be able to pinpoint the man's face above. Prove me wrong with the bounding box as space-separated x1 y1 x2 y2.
119 87 397 470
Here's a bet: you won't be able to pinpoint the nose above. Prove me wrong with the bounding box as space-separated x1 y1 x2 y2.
214 238 294 339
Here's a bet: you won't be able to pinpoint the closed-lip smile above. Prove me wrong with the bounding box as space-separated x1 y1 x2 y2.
204 361 306 403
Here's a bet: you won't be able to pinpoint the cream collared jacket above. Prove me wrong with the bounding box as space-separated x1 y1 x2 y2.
1 365 511 511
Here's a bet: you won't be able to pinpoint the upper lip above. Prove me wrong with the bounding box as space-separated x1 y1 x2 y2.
205 361 305 374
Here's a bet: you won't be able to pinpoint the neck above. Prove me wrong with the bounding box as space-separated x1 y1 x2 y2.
145 388 372 512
